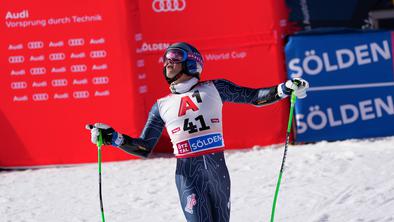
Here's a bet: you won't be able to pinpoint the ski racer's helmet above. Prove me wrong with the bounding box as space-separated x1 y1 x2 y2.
163 42 204 84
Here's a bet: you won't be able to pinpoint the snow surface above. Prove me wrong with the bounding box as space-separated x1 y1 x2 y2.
1 137 394 222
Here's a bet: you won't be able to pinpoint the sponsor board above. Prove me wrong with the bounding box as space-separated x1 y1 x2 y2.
286 31 394 141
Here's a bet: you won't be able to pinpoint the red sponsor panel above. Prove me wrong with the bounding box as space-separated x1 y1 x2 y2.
0 0 144 167
1 0 290 167
135 0 289 150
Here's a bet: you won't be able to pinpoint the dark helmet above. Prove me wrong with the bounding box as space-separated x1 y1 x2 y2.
163 42 204 84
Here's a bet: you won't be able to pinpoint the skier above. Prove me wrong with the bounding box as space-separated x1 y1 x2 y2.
88 42 309 222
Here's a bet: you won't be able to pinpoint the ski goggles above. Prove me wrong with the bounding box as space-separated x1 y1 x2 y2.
163 48 204 66
163 48 188 65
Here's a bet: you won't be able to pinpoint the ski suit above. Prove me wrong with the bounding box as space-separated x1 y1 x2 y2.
116 79 284 222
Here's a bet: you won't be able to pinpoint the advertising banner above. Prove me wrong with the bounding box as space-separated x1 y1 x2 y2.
1 0 291 167
285 31 394 142
0 0 143 167
134 0 290 150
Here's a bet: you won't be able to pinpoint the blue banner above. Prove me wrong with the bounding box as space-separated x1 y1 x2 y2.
189 133 223 152
285 31 394 142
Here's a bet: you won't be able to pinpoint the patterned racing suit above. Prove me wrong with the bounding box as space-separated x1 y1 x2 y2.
116 79 284 222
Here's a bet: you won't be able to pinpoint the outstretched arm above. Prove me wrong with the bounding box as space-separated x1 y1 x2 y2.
90 103 165 159
212 79 282 106
118 102 164 158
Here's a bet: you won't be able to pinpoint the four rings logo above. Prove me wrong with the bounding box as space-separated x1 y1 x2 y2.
52 79 68 87
33 93 49 101
28 41 44 49
90 50 107 58
30 67 46 75
11 81 27 89
152 0 186 12
68 38 85 46
9 56 24 64
73 91 90 99
71 64 87 73
49 53 66 61
92 76 109 85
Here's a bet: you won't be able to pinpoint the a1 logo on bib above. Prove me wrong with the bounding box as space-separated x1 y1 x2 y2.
178 96 199 116
178 90 202 117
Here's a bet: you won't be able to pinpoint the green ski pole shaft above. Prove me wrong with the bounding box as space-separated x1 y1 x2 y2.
270 92 297 222
85 124 106 222
97 131 106 222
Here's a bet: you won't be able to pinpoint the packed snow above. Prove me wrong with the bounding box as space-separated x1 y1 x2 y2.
1 137 394 222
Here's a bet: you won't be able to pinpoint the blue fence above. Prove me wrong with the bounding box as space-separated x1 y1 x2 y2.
285 30 394 142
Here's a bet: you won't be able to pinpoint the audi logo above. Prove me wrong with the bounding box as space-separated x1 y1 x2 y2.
95 90 110 96
68 38 85 46
92 76 109 85
70 52 86 59
13 95 28 102
73 78 88 85
8 55 24 64
49 41 64 47
11 69 26 75
139 85 148 94
33 93 49 101
52 79 68 87
73 91 90 99
90 50 107 58
8 43 23 50
30 67 46 75
11 81 27 89
136 59 144 67
90 38 105 45
135 33 142 41
28 41 44 49
138 73 146 80
49 53 66 61
92 64 108 70
152 0 186 12
51 67 66 73
70 64 87 73
30 55 45 61
32 81 48 88
53 93 69 99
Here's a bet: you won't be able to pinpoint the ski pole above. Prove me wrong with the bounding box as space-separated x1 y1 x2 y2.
270 92 297 222
86 124 106 222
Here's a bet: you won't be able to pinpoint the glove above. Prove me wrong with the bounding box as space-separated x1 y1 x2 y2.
278 78 309 99
89 123 124 146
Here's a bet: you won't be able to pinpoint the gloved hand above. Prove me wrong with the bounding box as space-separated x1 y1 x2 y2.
88 123 124 146
278 78 309 99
